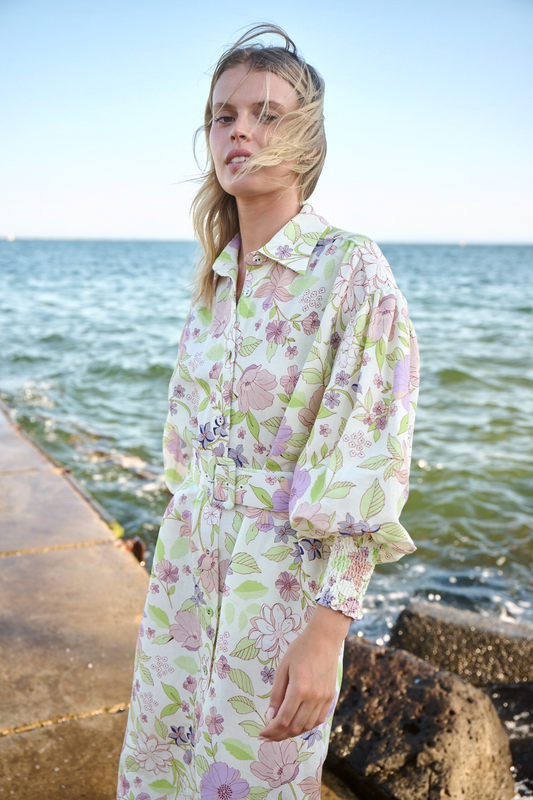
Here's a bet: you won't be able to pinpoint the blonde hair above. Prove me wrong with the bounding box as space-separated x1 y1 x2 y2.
190 24 326 307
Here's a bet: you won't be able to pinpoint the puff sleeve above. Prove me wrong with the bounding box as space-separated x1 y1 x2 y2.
287 242 420 620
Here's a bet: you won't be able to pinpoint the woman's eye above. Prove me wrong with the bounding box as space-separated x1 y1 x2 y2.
213 115 234 124
258 113 278 123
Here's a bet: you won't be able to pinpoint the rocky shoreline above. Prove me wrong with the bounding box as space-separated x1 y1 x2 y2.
327 599 533 800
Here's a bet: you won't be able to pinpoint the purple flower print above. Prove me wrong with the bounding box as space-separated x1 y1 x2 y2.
228 444 249 468
275 571 300 602
200 762 250 800
250 740 300 788
118 775 130 794
266 319 291 345
169 725 189 745
280 365 300 396
276 244 293 258
291 542 304 565
261 666 276 684
330 332 341 349
270 424 292 458
289 466 311 506
338 513 380 538
155 559 179 584
191 583 207 607
198 422 215 449
206 625 215 640
253 263 295 311
285 345 298 359
209 362 223 380
183 748 193 765
303 726 323 747
169 400 178 416
173 384 185 398
393 355 411 411
376 416 387 430
336 370 350 386
324 390 340 409
319 424 331 436
216 655 231 679
274 521 293 543
301 539 322 560
213 415 228 437
133 777 142 788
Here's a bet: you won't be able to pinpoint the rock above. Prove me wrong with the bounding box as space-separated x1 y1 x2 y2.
389 599 533 686
322 768 361 800
326 636 514 800
488 683 533 796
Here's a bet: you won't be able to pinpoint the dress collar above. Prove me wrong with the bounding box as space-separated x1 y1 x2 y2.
212 204 330 277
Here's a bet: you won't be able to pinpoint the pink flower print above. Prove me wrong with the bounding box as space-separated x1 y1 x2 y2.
368 293 398 342
222 381 234 405
163 495 175 518
359 240 393 287
183 564 191 575
324 390 340 409
266 476 277 485
206 706 224 736
203 504 221 526
250 740 300 788
285 345 298 359
335 370 350 386
254 320 262 331
133 777 142 788
376 416 387 430
330 332 341 349
183 675 197 693
209 361 223 380
195 702 205 729
373 401 386 415
118 775 130 794
253 263 295 310
261 666 275 684
319 424 331 436
166 428 189 466
169 610 202 651
179 494 187 504
198 548 218 593
276 244 293 258
373 373 384 388
227 322 243 356
363 412 375 426
289 465 311 507
410 333 420 388
238 426 246 439
193 327 200 338
149 583 160 594
209 686 216 699
236 364 276 413
290 501 331 536
173 384 185 398
169 400 178 416
245 506 274 532
133 731 174 776
181 701 190 713
336 326 357 370
362 352 371 365
253 442 266 454
146 627 155 640
280 365 300 397
150 655 174 678
201 762 250 800
334 256 369 314
155 559 179 584
269 423 292 458
275 571 300 602
298 771 322 800
249 603 301 660
216 655 231 679
266 319 291 345
301 311 320 335
209 298 232 338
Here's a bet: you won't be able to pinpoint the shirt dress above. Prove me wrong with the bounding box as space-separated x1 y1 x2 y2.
117 204 420 800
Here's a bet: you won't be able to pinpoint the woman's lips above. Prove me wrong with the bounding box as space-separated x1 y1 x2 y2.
225 149 252 171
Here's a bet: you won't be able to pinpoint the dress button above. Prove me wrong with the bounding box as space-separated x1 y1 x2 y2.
252 254 262 264
242 287 251 297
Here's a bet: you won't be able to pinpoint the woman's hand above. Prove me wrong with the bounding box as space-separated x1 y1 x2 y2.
258 604 351 742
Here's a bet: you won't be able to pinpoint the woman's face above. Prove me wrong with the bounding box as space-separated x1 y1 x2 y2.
209 64 300 202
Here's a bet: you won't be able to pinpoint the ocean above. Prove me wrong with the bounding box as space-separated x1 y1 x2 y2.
1 239 532 643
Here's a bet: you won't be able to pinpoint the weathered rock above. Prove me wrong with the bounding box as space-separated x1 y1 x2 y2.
326 636 514 800
389 599 533 686
322 768 361 800
489 683 533 796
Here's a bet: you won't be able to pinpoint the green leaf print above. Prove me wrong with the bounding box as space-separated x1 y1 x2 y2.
155 537 165 564
162 683 181 704
230 637 259 660
173 655 198 675
296 752 313 762
246 410 260 441
398 414 410 434
125 756 139 772
198 396 210 412
329 447 343 473
265 458 282 472
147 604 170 628
301 367 323 384
239 720 264 739
164 468 183 486
160 702 181 718
246 523 260 545
324 481 353 499
261 416 282 435
316 405 335 418
239 297 257 318
284 219 301 243
360 478 386 520
178 362 192 383
139 664 154 686
310 470 327 503
196 755 209 777
152 634 173 645
197 307 213 325
231 552 261 574
247 788 270 800
240 336 262 357
359 455 390 470
206 343 225 360
155 718 168 740
290 274 319 296
231 410 246 425
233 580 269 600
229 668 255 696
262 545 292 562
149 779 176 791
238 610 248 632
225 603 235 625
222 738 256 761
250 485 273 509
324 257 336 280
376 338 386 371
169 537 189 559
229 696 257 714
266 340 277 363
378 522 407 541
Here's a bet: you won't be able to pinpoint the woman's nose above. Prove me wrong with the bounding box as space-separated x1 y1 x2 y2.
230 118 251 142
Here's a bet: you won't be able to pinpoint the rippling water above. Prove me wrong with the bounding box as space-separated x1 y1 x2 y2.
1 239 532 642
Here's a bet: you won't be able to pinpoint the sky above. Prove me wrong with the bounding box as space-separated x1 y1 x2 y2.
1 0 532 243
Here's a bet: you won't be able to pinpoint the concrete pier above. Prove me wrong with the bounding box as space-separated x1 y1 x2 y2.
0 405 149 798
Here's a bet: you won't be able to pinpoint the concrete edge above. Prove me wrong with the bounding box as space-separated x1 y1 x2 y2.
0 398 124 539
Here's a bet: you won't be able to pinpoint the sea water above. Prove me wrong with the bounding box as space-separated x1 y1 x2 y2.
1 239 532 642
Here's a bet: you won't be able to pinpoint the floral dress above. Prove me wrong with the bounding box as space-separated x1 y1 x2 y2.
117 204 420 800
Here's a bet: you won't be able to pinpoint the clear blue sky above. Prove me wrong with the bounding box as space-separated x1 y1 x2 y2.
1 0 532 242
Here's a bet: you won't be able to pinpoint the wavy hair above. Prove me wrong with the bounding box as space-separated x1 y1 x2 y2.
190 24 326 307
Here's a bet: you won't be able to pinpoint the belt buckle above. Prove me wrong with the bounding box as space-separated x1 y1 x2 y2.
213 456 236 510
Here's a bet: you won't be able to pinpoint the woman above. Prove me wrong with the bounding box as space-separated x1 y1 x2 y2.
117 24 419 800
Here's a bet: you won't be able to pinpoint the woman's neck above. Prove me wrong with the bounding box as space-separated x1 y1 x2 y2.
236 191 301 268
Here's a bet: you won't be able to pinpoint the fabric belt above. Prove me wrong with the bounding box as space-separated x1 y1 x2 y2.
190 455 293 512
